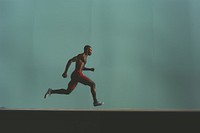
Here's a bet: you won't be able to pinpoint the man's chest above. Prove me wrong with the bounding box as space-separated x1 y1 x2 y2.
78 56 87 64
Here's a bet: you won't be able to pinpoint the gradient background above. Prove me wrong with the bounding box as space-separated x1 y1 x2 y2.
1 0 200 110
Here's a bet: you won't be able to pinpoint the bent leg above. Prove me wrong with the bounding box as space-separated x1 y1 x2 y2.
78 75 98 103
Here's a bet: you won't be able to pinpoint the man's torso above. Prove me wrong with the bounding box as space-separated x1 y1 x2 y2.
75 53 87 72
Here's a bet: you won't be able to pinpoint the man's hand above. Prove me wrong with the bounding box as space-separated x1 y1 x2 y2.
62 73 67 78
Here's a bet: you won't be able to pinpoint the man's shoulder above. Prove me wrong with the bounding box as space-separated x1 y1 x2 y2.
77 53 84 58
76 53 85 61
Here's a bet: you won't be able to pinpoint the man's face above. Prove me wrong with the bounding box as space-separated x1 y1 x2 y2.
88 48 92 56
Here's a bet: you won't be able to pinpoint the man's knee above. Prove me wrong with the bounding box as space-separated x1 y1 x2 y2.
90 82 96 88
65 89 72 95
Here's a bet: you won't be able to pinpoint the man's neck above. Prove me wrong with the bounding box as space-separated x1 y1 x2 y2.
83 52 88 57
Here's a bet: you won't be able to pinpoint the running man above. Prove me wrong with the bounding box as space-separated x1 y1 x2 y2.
44 45 103 106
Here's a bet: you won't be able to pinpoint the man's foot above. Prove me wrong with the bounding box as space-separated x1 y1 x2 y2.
44 88 52 99
93 101 104 107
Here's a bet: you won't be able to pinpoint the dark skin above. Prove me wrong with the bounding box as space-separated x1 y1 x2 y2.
62 47 94 78
48 47 101 105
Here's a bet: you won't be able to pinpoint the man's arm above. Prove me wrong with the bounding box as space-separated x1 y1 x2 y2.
82 67 95 71
62 56 77 78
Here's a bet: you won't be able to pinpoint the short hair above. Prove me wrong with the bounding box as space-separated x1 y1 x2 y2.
84 45 91 52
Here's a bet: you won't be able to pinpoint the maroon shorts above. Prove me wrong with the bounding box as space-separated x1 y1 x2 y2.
67 71 92 92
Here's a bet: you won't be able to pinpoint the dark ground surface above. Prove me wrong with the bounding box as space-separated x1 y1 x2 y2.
0 109 200 133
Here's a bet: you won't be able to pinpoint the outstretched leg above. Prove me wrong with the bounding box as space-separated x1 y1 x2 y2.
44 80 78 98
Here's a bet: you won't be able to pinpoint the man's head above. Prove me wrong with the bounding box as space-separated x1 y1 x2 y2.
84 45 92 56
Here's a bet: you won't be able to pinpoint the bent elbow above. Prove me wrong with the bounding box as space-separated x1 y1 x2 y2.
68 59 73 64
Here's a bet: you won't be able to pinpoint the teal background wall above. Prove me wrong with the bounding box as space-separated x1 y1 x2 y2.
1 0 200 110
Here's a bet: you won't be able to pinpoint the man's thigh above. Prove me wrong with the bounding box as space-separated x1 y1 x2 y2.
78 74 94 86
